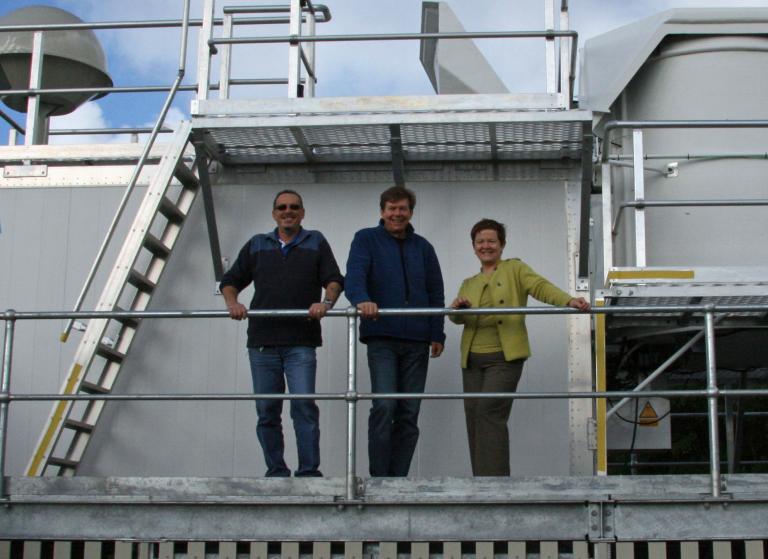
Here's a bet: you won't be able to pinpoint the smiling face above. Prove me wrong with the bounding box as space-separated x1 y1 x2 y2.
380 197 413 238
272 192 305 236
473 228 505 267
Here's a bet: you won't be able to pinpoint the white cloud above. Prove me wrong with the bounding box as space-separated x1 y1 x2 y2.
48 101 122 144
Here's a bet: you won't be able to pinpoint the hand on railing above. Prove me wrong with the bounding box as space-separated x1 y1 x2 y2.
567 297 591 311
356 301 379 319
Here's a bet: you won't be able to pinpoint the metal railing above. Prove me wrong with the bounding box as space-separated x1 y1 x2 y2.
2 303 768 503
599 120 768 272
0 4 330 142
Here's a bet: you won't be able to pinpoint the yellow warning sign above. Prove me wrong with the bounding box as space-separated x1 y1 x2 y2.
639 402 659 427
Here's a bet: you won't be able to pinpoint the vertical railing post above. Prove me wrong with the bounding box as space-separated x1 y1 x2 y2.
345 307 359 501
219 11 234 100
601 161 613 276
0 311 16 499
557 0 571 109
704 309 721 497
25 31 46 145
287 0 303 97
304 5 317 98
196 0 215 101
632 129 647 267
544 0 556 95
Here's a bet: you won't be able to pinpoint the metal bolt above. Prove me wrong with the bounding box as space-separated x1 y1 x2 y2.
591 525 598 531
591 510 598 516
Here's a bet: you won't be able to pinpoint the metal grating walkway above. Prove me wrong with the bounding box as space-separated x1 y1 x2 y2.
192 95 591 166
199 121 585 164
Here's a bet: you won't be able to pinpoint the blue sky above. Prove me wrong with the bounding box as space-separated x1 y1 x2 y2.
3 0 768 144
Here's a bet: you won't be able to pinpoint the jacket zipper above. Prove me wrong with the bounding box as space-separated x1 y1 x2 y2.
397 239 410 305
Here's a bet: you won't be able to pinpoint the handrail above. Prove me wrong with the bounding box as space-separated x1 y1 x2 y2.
5 302 768 320
211 30 578 101
599 118 768 272
2 80 290 98
222 3 331 22
59 0 192 342
611 199 768 236
601 119 768 163
0 10 331 33
3 303 767 500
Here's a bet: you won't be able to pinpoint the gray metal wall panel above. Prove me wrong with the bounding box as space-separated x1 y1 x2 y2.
0 184 145 475
3 173 579 478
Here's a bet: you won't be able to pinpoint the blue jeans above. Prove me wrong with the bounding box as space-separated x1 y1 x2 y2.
248 346 321 477
366 338 429 477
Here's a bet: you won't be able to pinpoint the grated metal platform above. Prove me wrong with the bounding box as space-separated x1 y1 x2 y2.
191 95 591 165
600 267 768 331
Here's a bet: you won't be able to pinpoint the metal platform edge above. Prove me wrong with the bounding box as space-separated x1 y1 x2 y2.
2 475 768 541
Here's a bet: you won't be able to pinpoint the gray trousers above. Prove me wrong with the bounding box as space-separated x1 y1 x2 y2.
462 351 524 476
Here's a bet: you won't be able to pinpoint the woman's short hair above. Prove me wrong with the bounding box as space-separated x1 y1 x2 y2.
470 218 506 246
380 186 416 210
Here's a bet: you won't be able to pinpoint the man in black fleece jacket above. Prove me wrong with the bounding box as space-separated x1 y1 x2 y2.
220 190 343 477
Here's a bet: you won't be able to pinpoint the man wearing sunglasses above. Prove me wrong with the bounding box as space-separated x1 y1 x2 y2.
220 189 343 477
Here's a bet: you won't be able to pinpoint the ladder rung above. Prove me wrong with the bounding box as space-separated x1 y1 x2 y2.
159 196 186 223
127 269 156 293
96 343 125 363
64 419 94 433
173 163 199 189
142 233 171 259
113 307 140 329
47 457 78 469
80 381 110 394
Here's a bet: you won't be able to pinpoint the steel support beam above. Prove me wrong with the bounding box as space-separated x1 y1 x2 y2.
192 134 223 281
389 124 405 186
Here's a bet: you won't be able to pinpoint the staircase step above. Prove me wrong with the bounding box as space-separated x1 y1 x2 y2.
80 381 110 395
159 196 186 223
47 457 78 470
113 307 140 330
96 343 126 363
173 163 200 189
127 269 156 293
63 419 94 433
142 233 171 259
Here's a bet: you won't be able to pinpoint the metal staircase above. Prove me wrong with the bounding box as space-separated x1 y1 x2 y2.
25 122 199 476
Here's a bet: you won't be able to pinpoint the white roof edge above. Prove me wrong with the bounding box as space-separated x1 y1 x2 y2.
580 8 768 114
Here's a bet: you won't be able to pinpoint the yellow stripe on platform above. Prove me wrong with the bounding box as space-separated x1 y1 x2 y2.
607 269 694 281
595 300 608 475
26 363 83 476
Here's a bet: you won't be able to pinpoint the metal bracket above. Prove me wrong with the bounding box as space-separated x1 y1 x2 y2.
588 501 615 541
3 165 47 178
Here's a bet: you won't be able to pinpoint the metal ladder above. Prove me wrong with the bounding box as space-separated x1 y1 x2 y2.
26 122 199 476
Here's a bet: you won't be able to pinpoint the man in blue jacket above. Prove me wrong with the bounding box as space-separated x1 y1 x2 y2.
345 186 445 477
220 190 343 477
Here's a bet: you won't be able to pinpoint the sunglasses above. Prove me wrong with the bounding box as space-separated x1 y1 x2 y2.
274 204 302 211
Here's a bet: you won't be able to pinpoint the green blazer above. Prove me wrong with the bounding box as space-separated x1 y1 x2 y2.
449 258 572 368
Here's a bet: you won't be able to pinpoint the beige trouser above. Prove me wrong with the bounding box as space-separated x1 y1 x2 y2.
462 351 524 476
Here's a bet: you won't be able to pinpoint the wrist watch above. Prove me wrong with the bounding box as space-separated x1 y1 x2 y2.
322 298 334 307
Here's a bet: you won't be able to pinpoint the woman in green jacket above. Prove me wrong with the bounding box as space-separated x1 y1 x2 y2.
449 218 589 476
